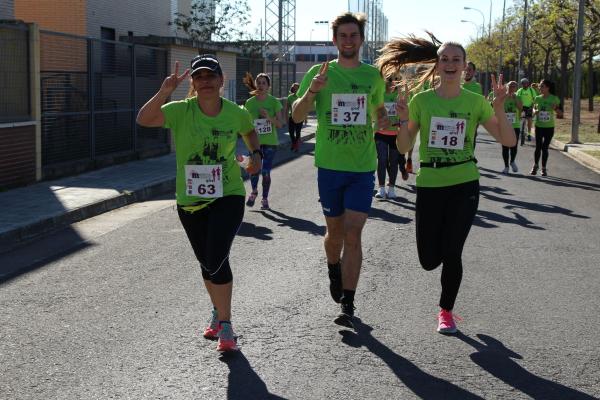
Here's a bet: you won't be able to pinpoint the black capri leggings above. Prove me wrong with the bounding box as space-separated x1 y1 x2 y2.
534 126 554 167
416 180 479 311
177 195 245 284
288 117 302 143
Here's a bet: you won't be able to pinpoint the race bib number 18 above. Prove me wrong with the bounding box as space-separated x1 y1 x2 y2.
428 117 467 150
185 164 223 198
331 93 368 125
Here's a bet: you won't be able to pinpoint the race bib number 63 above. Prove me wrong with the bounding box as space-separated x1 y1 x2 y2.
185 164 223 198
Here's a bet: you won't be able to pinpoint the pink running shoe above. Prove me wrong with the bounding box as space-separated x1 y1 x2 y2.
246 191 258 207
216 322 239 352
260 198 270 210
437 309 458 334
203 309 220 340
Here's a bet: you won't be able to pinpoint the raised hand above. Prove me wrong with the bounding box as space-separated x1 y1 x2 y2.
490 73 508 107
159 61 190 97
309 61 329 94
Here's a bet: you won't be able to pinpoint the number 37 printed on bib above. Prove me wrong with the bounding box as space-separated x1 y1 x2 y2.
428 117 467 150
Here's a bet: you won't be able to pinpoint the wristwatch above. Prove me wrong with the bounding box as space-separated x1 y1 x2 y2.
252 149 264 159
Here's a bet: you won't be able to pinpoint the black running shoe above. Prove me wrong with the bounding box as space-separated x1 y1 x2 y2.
328 263 342 303
334 302 355 329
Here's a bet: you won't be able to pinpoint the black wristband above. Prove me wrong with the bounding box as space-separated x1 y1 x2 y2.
252 149 264 159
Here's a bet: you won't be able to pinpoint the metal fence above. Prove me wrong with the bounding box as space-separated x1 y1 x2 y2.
266 61 297 99
0 22 30 123
235 56 264 104
39 30 168 170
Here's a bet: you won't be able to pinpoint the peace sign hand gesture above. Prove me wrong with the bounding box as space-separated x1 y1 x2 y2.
490 73 508 108
309 62 329 94
159 61 190 97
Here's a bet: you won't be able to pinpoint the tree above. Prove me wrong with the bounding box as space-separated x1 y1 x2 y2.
171 0 261 55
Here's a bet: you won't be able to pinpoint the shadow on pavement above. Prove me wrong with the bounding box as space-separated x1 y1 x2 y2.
237 222 274 241
479 167 600 192
339 319 484 400
455 332 597 400
257 209 325 236
473 209 545 230
220 351 287 400
480 190 589 220
369 205 413 224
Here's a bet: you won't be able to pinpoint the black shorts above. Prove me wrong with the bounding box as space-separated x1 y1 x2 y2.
522 106 533 118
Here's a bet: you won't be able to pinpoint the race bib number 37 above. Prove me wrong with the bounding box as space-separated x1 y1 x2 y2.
331 93 367 125
428 117 467 150
254 118 273 135
185 164 223 198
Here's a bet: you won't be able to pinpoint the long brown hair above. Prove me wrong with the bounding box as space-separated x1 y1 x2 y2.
376 32 465 91
243 72 271 96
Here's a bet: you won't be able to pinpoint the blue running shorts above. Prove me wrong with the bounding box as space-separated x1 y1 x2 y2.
317 168 375 217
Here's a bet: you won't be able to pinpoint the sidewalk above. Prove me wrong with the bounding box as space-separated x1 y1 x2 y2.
0 119 317 253
551 138 600 173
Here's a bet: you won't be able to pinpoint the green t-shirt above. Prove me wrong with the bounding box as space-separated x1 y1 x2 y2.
534 94 560 128
377 91 399 131
244 94 283 146
462 80 483 96
161 97 254 207
409 88 494 187
298 60 385 172
287 93 298 117
504 95 521 128
516 87 537 107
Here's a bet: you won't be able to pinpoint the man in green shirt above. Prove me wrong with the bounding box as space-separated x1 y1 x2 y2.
516 78 537 143
462 62 483 95
292 12 387 328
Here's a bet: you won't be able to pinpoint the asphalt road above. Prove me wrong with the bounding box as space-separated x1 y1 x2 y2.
1 133 599 399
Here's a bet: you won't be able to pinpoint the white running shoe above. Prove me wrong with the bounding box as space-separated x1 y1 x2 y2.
510 161 519 173
502 166 509 174
386 186 397 199
375 187 386 199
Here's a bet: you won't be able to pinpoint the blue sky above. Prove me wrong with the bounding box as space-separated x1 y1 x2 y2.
246 0 517 45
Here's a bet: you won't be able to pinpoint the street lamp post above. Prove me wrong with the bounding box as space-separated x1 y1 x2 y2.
464 6 489 94
461 19 480 41
314 20 329 63
309 28 314 63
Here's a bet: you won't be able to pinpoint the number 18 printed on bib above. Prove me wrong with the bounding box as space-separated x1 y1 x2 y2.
428 117 467 150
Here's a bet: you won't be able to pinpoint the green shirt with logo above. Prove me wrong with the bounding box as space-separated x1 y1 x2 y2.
516 87 537 107
462 80 483 96
377 91 399 131
244 94 283 146
298 60 385 172
504 95 521 128
161 97 254 206
409 88 494 187
534 94 560 128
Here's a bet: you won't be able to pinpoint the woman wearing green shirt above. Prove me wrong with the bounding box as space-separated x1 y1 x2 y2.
378 34 516 334
243 72 284 209
136 55 262 353
530 79 561 176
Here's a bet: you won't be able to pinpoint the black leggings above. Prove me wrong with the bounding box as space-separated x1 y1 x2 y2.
177 196 245 284
534 126 554 167
416 180 479 311
375 133 404 186
288 117 302 143
502 128 520 166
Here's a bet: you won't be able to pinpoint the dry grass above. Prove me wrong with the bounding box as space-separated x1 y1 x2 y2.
583 150 600 158
554 98 600 144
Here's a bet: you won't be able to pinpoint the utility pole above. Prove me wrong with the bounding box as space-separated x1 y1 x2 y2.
498 0 506 75
570 0 585 144
517 0 528 80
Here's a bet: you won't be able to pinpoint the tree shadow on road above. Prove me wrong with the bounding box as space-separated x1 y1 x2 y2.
479 191 589 220
369 205 413 224
257 209 325 236
237 222 274 241
339 319 484 400
473 209 545 230
220 351 287 399
479 167 600 192
454 332 597 400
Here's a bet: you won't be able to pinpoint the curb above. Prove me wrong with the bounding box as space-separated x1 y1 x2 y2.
0 130 316 254
551 138 600 173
